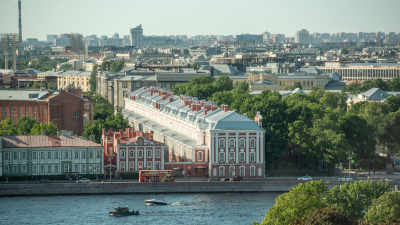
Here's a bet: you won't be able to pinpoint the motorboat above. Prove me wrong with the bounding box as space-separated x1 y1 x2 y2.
109 206 140 216
145 199 168 205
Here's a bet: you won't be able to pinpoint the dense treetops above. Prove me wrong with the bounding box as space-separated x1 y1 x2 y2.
0 117 58 136
343 77 400 94
0 56 69 72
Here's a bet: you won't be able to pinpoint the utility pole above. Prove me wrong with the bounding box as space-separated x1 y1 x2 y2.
348 151 352 182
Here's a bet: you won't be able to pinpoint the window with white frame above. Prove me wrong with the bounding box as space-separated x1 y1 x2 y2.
40 165 44 173
138 161 143 170
48 165 52 173
240 139 245 148
129 162 134 171
46 151 50 159
82 165 86 172
32 165 36 173
89 165 93 172
26 107 29 116
40 152 44 160
33 107 36 119
147 161 152 170
22 165 26 173
250 167 255 176
219 139 225 148
147 150 152 158
156 161 160 170
89 151 93 159
13 152 17 160
2 107 6 120
75 152 79 159
42 107 45 116
240 167 245 176
128 150 134 158
13 165 18 173
64 151 69 159
18 107 21 118
55 152 59 159
250 152 255 162
229 139 235 148
4 152 9 160
250 139 255 148
74 112 79 117
55 165 59 173
138 138 143 145
219 167 225 177
64 164 69 172
32 152 36 160
81 151 86 159
75 165 79 172
229 152 235 162
156 150 160 158
96 151 101 159
197 152 203 161
138 150 143 158
120 162 125 171
22 152 26 160
96 165 100 172
219 152 225 162
240 152 245 162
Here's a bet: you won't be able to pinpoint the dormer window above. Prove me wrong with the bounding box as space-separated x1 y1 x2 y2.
138 138 143 145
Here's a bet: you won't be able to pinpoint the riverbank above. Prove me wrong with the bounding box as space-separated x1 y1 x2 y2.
0 180 396 196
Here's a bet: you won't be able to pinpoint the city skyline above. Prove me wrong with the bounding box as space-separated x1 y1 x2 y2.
0 0 400 40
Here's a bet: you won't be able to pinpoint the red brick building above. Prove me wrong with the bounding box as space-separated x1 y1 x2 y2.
101 128 165 178
0 89 93 135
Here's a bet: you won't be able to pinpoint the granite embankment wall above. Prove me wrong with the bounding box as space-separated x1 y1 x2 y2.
0 181 396 196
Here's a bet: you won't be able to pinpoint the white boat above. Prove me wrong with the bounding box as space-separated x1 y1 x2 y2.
145 199 168 205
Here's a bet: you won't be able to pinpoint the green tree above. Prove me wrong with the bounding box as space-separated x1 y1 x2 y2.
340 49 349 55
30 122 58 135
93 94 114 120
385 95 400 112
363 191 400 224
0 118 18 135
66 83 75 89
89 64 98 93
290 207 355 225
110 61 125 72
60 63 72 70
78 68 84 71
258 180 328 225
14 116 38 134
231 81 249 95
32 81 38 88
100 61 112 71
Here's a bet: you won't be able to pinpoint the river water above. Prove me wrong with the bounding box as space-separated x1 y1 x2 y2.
0 193 280 225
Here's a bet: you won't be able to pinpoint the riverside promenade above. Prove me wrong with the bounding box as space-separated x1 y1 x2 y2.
0 180 396 196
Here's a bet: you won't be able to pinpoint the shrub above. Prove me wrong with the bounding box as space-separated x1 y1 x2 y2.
120 173 139 179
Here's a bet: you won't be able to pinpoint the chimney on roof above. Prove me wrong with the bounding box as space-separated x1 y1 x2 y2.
90 134 95 142
211 104 217 111
162 96 167 101
243 113 247 117
188 101 192 108
120 129 124 138
204 108 208 115
132 96 136 100
192 103 196 111
143 87 146 90
108 128 113 134
150 130 154 140
139 94 141 100
169 96 173 102
42 130 46 135
233 109 237 113
221 104 225 111
47 90 51 95
223 105 229 112
197 104 201 111
132 131 136 137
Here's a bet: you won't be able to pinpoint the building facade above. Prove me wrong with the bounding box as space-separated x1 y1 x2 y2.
37 70 91 92
0 89 93 135
130 24 143 47
295 29 310 44
122 87 265 179
101 128 165 178
0 134 104 177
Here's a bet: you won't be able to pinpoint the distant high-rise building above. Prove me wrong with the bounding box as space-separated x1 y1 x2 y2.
130 24 143 47
295 29 309 44
112 32 119 39
47 35 58 43
236 34 263 44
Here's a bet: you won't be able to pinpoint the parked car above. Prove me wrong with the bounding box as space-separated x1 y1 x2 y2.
37 178 50 183
76 178 91 183
338 177 353 181
395 160 400 165
298 176 312 181
233 176 243 181
221 177 230 181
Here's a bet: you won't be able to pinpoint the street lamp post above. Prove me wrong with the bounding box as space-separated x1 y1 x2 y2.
229 155 234 182
107 153 115 183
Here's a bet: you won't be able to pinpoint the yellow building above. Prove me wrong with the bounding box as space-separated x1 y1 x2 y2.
37 70 92 92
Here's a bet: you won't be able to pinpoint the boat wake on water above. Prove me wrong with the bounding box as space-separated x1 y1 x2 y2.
169 202 187 206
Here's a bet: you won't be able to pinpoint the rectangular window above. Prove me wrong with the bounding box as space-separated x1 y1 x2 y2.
33 108 36 119
156 161 160 170
147 150 152 158
219 167 224 177
229 152 235 162
64 164 69 172
250 139 255 148
75 151 79 159
82 165 86 172
229 139 235 148
55 165 59 173
303 81 305 86
22 152 26 160
55 152 59 159
64 152 69 159
75 165 79 172
22 165 26 173
307 81 309 86
138 161 143 170
40 152 44 160
4 165 9 173
240 167 245 176
122 82 128 88
42 107 45 116
250 152 255 162
311 81 313 86
120 162 125 171
10 107 13 120
120 150 125 158
13 165 18 173
40 165 44 173
82 151 86 159
96 151 101 159
240 152 245 162
129 150 134 158
219 139 225 148
138 150 143 158
47 165 52 173
129 162 134 171
4 152 9 160
96 165 100 172
136 83 140 88
89 165 93 172
74 112 79 117
250 167 255 176
240 139 245 148
3 107 6 120
89 151 93 159
147 161 152 170
32 165 36 173
18 107 21 118
219 152 225 162
156 150 160 158
13 152 18 160
48 152 51 159
26 107 29 116
197 152 203 161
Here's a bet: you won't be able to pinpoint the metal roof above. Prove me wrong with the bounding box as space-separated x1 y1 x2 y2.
1 135 102 148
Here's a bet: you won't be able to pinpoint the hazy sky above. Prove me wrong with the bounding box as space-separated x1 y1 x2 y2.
1 0 399 40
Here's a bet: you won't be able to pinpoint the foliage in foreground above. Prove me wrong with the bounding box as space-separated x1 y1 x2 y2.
0 117 58 136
